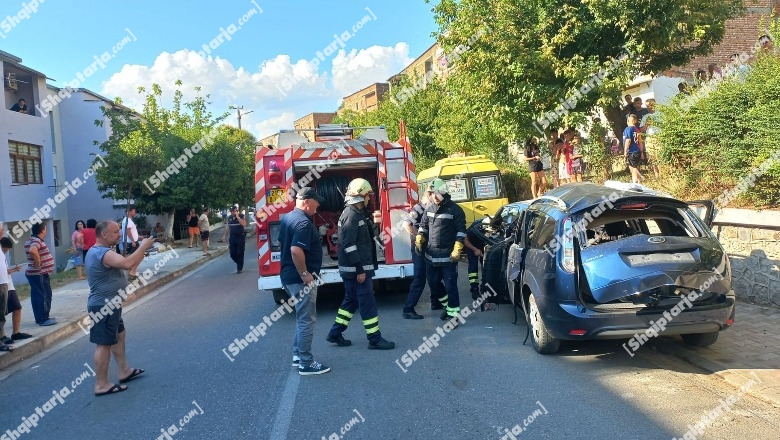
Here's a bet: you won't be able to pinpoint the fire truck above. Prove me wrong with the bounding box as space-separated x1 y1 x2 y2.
256 122 418 303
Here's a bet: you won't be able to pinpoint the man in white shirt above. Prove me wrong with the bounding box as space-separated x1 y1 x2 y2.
0 222 13 351
121 207 142 279
198 208 211 256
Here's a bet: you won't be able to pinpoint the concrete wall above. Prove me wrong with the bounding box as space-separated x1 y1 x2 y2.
712 208 780 307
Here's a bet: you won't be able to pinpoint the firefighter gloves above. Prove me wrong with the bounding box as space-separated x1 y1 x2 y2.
451 241 464 263
415 234 426 256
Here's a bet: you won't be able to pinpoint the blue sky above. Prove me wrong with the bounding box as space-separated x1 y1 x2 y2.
1 0 439 137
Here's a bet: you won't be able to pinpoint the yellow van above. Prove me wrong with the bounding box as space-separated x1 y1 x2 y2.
417 155 509 223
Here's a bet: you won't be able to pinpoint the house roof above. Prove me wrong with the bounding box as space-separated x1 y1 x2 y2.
0 50 51 81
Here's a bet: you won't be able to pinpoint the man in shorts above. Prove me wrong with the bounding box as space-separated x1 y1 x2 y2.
198 208 211 256
86 220 154 396
1 236 32 344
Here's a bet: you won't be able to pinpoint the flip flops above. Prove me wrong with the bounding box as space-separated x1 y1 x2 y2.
0 344 14 351
94 384 127 396
119 368 145 383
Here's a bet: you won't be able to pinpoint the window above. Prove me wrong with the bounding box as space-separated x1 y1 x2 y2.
530 215 556 250
472 175 499 199
53 220 61 248
9 141 43 184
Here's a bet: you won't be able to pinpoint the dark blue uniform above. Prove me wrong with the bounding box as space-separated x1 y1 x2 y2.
227 214 246 272
418 196 466 318
328 205 384 343
466 220 485 299
402 201 442 314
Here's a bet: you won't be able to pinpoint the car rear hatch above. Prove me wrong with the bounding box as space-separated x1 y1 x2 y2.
573 200 731 307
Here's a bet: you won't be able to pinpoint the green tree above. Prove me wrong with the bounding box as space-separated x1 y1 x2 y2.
94 82 255 237
428 0 744 146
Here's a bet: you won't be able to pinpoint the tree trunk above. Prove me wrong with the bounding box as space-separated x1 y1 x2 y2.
164 209 175 242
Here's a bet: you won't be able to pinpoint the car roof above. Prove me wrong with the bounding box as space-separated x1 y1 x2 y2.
538 182 686 214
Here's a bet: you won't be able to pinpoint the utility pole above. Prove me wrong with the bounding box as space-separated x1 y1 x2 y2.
229 105 254 130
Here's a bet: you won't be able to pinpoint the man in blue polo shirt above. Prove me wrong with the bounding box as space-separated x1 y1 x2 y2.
279 187 329 375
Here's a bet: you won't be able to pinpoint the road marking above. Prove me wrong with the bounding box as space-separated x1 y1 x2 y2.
268 371 300 440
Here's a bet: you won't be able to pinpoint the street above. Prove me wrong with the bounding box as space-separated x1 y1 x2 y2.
1 241 778 440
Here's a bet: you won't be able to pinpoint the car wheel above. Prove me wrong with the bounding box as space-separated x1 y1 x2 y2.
528 294 560 354
272 289 290 305
681 331 719 347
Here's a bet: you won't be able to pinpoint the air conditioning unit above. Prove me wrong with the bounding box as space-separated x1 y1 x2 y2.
5 73 18 90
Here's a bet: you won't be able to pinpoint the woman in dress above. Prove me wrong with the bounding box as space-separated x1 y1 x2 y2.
71 220 86 280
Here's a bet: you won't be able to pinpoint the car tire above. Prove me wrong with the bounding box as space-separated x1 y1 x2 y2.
272 289 291 305
528 294 560 354
681 331 719 347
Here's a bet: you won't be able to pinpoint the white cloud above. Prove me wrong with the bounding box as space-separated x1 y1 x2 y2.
99 43 413 137
330 42 413 96
254 112 297 140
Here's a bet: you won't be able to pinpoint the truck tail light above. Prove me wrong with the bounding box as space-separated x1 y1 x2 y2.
268 160 282 184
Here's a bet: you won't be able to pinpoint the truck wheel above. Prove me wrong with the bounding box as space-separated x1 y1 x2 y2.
681 331 719 347
272 289 290 305
528 294 560 354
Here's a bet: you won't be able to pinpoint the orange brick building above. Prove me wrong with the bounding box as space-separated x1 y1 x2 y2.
339 83 390 114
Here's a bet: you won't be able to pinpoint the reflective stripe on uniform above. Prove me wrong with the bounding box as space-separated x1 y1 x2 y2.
335 308 353 326
339 265 375 272
456 232 467 238
446 306 461 317
468 272 478 283
358 220 365 226
438 295 449 306
425 254 452 263
427 212 454 219
363 316 380 334
344 245 358 253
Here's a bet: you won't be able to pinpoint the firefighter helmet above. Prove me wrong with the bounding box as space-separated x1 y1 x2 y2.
428 178 449 195
344 178 373 205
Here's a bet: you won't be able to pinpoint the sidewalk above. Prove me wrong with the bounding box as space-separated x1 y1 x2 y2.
650 301 780 407
0 228 235 371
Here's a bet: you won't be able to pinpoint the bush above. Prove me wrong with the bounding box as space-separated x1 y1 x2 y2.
656 35 780 207
500 164 531 202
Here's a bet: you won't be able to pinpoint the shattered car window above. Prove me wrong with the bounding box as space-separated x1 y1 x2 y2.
581 205 706 247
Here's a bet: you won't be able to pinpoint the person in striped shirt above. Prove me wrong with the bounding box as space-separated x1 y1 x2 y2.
25 223 56 326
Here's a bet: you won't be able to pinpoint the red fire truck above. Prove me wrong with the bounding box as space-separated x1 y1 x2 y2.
255 122 418 303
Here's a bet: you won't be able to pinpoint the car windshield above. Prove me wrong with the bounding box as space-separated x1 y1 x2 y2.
579 204 706 248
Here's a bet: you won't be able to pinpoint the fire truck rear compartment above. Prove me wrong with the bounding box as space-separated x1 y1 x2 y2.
293 163 382 268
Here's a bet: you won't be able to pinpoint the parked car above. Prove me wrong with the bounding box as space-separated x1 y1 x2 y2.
477 181 735 354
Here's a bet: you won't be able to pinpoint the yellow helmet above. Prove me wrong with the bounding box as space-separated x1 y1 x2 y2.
345 178 373 197
344 178 373 205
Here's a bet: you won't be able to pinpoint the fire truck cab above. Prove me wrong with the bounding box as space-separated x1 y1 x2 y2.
256 123 418 303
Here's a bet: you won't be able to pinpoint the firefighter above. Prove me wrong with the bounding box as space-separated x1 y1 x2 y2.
401 186 441 319
465 217 494 311
326 178 395 350
416 178 467 322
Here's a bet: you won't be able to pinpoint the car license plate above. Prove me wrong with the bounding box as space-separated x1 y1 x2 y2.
267 188 286 204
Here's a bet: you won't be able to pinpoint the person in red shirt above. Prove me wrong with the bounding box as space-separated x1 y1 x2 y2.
82 219 98 260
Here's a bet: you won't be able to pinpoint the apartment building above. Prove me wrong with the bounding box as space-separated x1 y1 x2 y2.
0 50 63 276
339 83 389 115
293 112 336 141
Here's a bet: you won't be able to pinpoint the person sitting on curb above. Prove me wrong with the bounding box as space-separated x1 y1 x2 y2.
1 237 33 346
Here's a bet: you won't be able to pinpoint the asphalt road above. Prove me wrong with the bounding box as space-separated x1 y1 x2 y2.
1 241 778 440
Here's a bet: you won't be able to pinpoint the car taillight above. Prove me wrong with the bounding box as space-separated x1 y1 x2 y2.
569 329 587 336
725 318 734 326
562 217 575 273
268 160 282 184
619 203 647 210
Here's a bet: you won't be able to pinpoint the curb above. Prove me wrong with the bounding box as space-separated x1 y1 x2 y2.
648 337 780 408
0 246 230 371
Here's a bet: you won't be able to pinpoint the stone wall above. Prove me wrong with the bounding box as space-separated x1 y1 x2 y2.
712 208 780 307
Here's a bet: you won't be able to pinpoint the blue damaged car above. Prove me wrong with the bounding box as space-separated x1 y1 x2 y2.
477 182 735 354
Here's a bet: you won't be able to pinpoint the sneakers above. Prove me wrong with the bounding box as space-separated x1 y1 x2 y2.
368 338 395 350
299 361 331 376
326 333 352 347
12 332 32 341
38 319 57 326
292 356 300 367
403 311 424 320
0 336 12 345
